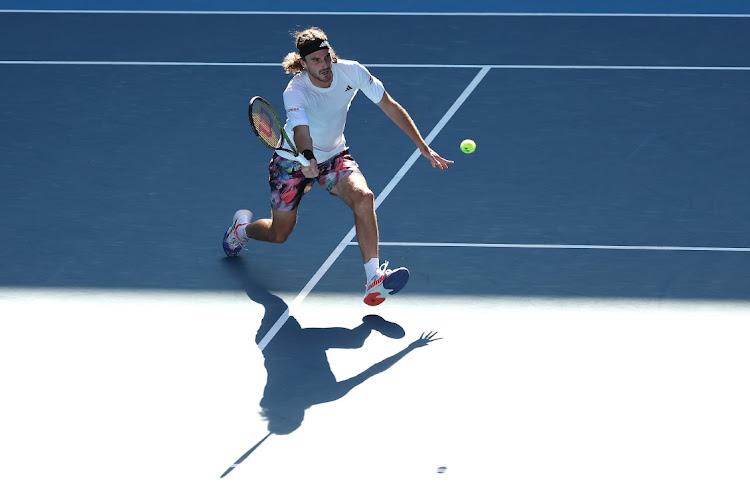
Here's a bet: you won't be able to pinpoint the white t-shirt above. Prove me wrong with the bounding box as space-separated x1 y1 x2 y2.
283 59 385 162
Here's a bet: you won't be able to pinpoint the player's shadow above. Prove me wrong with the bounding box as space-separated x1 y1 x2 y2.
222 258 438 436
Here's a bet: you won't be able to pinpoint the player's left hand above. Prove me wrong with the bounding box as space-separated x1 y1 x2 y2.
421 147 453 170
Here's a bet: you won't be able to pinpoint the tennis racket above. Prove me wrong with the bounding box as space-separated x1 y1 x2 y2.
248 96 310 167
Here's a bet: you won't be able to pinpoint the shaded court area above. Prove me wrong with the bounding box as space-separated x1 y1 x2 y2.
1 10 750 500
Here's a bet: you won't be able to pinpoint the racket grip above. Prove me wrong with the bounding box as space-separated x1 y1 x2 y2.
274 149 311 167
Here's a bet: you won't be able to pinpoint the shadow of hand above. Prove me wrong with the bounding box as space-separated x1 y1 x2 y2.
409 331 441 349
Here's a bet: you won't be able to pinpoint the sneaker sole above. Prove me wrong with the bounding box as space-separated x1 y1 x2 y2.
363 268 410 306
384 268 410 295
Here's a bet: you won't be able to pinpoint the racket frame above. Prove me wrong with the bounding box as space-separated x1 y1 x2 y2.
248 96 311 167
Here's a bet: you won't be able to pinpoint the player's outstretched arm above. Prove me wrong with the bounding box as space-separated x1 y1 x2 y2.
292 125 319 178
376 91 454 170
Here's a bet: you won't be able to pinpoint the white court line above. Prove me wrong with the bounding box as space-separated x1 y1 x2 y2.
360 242 750 252
374 64 750 71
1 10 750 17
2 61 750 71
256 66 491 351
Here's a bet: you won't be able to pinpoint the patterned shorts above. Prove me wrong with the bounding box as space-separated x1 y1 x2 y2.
268 149 361 211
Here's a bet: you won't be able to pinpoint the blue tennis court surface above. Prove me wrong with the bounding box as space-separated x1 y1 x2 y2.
2 6 750 500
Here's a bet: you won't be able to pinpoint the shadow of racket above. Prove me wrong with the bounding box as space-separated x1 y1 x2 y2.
220 431 273 478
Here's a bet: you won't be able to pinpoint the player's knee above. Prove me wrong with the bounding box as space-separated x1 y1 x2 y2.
354 188 374 211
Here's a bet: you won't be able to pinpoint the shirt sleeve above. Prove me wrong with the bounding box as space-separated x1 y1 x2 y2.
283 89 308 130
352 62 385 104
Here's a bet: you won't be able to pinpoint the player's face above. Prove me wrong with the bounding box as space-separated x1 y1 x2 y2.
303 49 333 88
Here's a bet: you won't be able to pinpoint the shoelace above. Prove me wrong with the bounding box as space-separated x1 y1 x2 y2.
367 261 390 287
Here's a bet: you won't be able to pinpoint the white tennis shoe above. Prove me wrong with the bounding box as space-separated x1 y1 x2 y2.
363 261 410 306
222 209 252 257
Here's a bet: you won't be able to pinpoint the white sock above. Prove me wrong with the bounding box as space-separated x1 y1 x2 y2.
235 223 249 243
364 258 380 282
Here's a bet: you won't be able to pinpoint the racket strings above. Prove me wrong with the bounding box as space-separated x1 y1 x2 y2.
250 102 283 150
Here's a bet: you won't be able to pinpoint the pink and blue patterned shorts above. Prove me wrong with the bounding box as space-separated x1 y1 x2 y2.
268 149 360 211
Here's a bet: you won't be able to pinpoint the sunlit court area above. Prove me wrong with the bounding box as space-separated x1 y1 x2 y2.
2 2 750 499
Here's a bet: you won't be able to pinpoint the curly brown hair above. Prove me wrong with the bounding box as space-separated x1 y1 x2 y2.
281 27 339 75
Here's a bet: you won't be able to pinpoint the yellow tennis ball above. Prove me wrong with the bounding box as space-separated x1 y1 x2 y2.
460 139 476 154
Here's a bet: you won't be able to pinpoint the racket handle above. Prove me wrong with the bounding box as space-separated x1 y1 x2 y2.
274 149 311 167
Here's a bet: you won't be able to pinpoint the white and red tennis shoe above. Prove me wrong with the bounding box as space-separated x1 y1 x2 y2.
363 261 410 306
222 209 252 257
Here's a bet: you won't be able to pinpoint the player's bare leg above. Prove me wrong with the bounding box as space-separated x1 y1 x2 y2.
331 173 378 262
246 209 298 244
332 173 409 305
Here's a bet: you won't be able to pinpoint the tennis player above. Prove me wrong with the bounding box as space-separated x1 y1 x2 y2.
223 27 452 306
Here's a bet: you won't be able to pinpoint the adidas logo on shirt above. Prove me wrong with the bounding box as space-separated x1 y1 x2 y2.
345 85 353 91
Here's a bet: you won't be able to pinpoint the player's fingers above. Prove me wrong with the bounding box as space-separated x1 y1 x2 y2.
426 152 441 169
432 151 452 168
